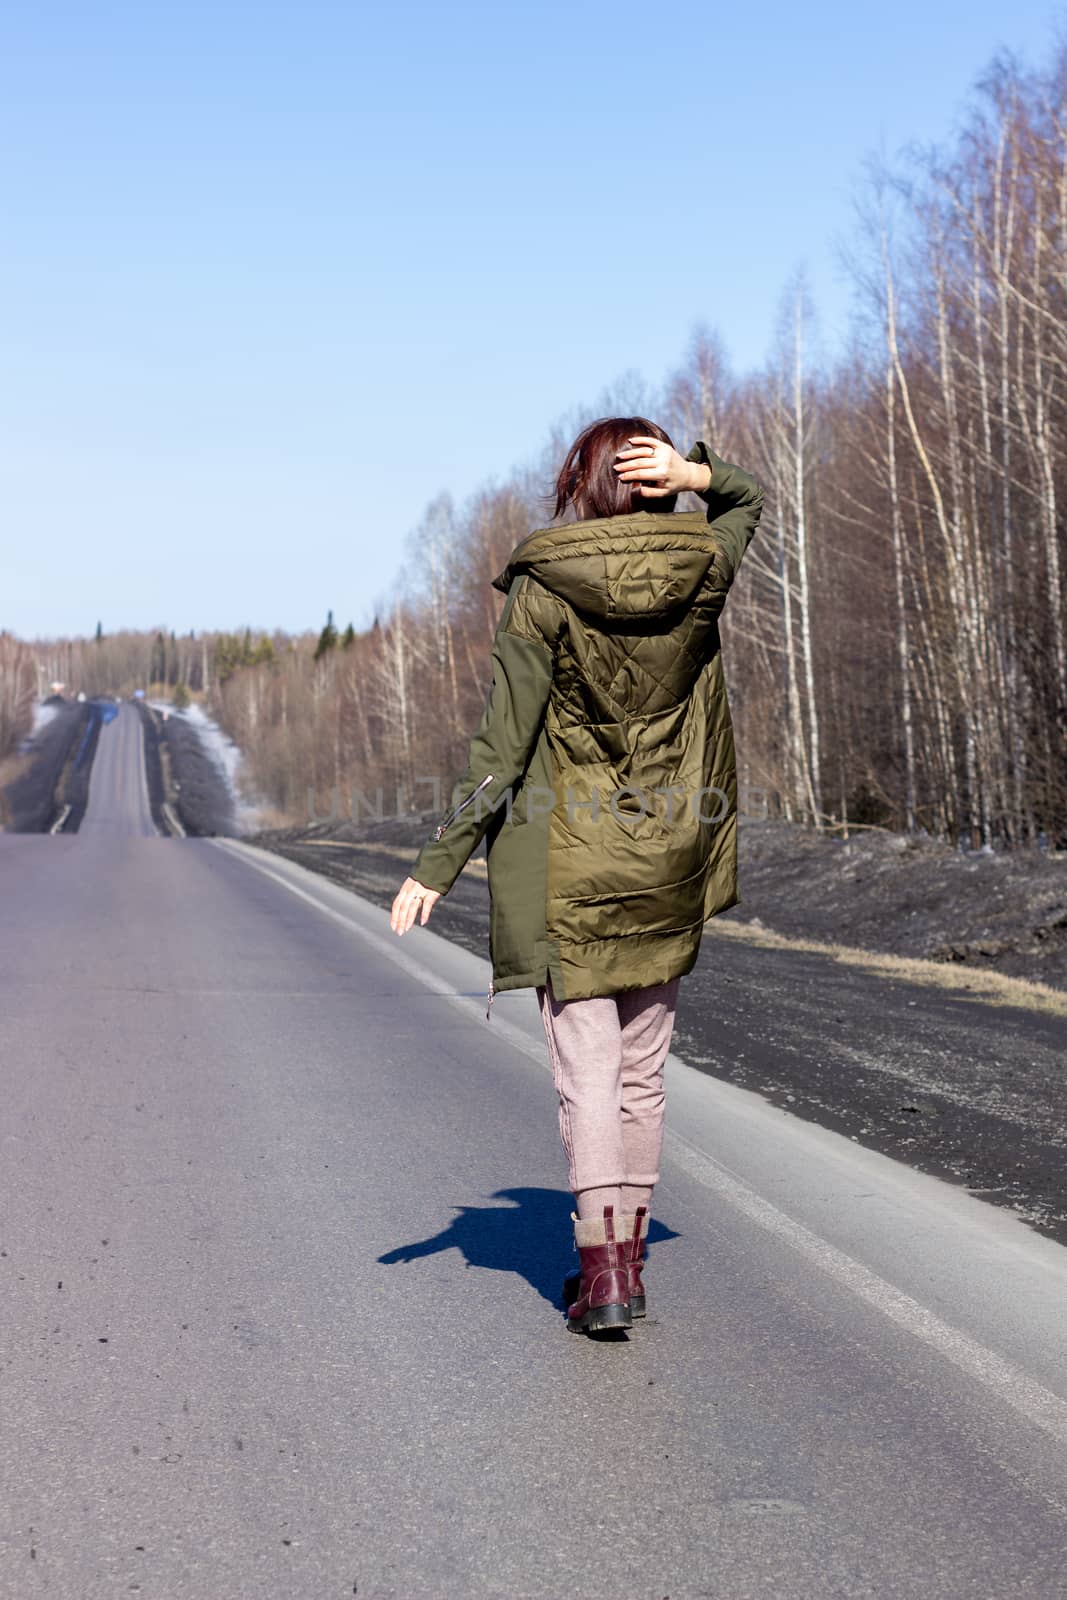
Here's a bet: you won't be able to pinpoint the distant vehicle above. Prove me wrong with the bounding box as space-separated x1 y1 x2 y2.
133 689 145 699
76 691 86 702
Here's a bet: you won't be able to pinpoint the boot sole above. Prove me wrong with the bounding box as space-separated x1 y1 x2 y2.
568 1300 633 1334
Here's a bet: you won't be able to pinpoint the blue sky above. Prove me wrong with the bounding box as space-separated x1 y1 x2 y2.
1 0 1062 639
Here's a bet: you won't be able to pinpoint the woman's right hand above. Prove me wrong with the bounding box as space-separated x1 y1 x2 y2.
614 436 712 498
390 877 442 935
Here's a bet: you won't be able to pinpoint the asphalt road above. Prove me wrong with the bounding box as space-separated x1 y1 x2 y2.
256 831 1067 1242
1 731 1067 1596
78 702 157 839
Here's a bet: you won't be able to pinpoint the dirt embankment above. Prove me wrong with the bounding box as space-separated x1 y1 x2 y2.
732 821 1067 992
0 699 99 832
136 703 236 837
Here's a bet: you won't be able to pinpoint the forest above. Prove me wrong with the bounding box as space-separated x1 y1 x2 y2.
4 46 1066 847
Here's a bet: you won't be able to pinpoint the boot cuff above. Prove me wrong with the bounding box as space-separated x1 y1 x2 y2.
573 1214 619 1247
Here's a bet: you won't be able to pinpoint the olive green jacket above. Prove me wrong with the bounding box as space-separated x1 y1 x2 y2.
411 443 764 1001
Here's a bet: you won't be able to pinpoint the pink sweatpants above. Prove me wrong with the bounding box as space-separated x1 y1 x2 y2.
536 976 680 1219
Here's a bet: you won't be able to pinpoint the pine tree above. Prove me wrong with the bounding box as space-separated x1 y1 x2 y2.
314 609 339 662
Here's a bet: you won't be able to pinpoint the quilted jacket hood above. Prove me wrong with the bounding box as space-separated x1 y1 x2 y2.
492 511 717 621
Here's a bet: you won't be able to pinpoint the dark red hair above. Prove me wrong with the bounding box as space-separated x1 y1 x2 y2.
553 416 677 521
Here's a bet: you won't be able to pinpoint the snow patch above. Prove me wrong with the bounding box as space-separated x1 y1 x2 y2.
19 701 60 751
152 700 265 830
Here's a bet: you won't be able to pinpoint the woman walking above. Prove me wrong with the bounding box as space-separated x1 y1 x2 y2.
390 418 763 1334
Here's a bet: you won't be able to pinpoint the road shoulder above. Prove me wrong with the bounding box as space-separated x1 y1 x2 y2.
213 837 1067 1418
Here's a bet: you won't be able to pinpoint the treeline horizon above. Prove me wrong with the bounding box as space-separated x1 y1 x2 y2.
4 39 1067 847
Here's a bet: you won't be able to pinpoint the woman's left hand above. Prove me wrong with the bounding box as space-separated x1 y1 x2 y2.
390 877 441 935
614 435 709 497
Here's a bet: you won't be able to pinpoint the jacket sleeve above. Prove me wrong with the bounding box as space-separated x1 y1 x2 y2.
410 576 559 896
686 442 764 586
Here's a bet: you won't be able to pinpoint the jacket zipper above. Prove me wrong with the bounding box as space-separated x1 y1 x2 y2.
433 773 494 841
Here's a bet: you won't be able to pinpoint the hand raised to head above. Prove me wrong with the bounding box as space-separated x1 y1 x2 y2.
614 436 709 497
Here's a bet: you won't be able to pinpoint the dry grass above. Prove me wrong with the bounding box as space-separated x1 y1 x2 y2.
243 804 292 833
708 916 1067 1018
0 751 30 828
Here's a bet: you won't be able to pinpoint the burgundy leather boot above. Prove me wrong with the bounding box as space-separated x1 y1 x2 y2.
563 1209 649 1319
566 1206 632 1334
628 1206 649 1318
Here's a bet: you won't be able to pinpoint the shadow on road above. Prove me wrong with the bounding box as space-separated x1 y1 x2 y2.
378 1186 679 1309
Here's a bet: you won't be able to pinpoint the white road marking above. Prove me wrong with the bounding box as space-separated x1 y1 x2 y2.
213 839 1067 1448
162 803 186 838
49 804 71 835
663 1131 1067 1445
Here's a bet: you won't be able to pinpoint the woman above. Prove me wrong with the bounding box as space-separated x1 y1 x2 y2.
390 418 763 1335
